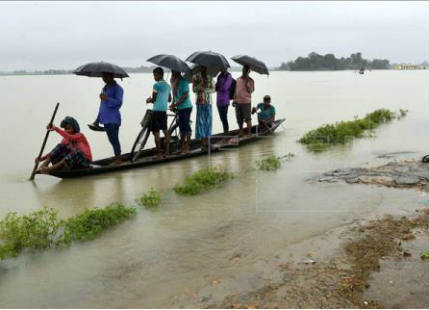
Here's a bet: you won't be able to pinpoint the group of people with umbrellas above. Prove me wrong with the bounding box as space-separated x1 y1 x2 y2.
35 51 275 173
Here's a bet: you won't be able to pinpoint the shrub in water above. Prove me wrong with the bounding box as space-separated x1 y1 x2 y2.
140 189 161 208
298 109 403 152
257 155 281 171
174 167 234 195
59 204 137 245
0 208 61 259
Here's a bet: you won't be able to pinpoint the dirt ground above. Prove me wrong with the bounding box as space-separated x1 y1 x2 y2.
210 160 429 309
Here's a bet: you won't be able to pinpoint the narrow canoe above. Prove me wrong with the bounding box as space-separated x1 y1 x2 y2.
46 119 285 179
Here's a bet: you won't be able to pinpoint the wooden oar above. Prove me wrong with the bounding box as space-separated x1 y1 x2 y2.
29 102 60 181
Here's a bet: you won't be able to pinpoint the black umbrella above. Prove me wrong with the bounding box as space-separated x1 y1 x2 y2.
184 63 221 81
73 61 129 78
147 54 190 73
186 51 230 70
231 55 269 75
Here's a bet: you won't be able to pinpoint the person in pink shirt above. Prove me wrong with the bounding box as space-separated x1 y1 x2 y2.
36 116 93 174
233 65 254 137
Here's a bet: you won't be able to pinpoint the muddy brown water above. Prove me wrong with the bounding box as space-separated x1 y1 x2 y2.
0 70 428 307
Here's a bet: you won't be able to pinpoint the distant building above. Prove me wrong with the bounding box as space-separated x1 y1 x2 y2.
393 64 427 70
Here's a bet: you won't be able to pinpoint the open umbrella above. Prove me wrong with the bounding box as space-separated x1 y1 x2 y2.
186 51 230 70
231 55 269 75
73 61 129 78
147 54 190 73
184 63 221 81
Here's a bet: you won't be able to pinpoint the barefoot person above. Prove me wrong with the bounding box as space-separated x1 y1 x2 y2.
252 95 276 131
36 117 92 174
92 72 124 164
233 65 254 137
146 67 172 158
193 67 213 151
170 71 192 154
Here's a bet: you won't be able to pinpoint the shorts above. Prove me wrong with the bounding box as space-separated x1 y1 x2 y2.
151 111 167 133
177 108 192 136
235 103 252 124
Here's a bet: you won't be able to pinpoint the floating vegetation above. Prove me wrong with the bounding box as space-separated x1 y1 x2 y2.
420 250 429 261
298 109 406 152
59 204 136 245
398 109 408 119
139 188 161 208
174 166 234 195
0 204 136 261
257 155 281 171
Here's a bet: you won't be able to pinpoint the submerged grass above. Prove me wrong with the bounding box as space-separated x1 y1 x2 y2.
139 189 161 208
257 155 282 171
0 204 136 261
174 166 234 195
299 109 407 152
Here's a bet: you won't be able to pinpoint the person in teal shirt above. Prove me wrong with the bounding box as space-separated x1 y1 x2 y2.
252 95 276 131
146 67 172 158
170 71 192 154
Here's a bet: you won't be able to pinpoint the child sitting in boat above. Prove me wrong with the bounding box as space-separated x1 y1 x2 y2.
252 95 276 131
36 116 93 174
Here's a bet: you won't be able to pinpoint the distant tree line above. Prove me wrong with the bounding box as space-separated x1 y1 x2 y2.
278 52 390 71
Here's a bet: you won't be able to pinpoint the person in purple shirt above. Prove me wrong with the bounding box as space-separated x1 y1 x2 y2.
215 69 233 133
92 72 124 164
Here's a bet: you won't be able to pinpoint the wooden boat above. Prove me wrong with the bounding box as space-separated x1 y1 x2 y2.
45 119 285 179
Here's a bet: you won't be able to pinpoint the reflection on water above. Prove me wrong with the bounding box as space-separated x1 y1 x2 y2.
0 71 428 307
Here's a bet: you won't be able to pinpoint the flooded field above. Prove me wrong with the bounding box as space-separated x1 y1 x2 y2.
0 70 428 307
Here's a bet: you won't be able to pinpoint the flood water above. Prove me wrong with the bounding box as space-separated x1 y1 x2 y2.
0 70 428 307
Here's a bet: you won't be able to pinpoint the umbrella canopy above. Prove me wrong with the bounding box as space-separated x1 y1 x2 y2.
73 61 129 78
186 51 230 70
231 55 269 75
147 54 190 73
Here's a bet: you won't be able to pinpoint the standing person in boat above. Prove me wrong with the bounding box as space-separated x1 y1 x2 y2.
91 72 124 164
233 65 254 137
36 116 92 174
170 70 192 155
192 66 213 151
215 68 233 134
146 67 172 158
252 95 276 131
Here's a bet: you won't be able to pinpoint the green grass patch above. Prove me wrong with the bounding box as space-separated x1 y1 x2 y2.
257 155 281 171
173 167 234 195
139 189 161 208
0 204 136 261
420 250 429 261
298 109 406 152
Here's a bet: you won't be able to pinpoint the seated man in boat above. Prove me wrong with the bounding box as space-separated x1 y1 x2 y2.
252 95 276 131
146 67 172 158
36 117 93 174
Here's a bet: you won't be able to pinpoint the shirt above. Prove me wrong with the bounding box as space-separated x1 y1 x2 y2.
234 76 254 104
96 82 123 125
153 80 171 111
192 74 213 105
55 127 93 161
173 76 192 110
257 103 275 121
215 72 232 106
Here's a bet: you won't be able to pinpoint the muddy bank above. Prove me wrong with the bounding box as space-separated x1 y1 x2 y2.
210 208 429 309
311 160 429 190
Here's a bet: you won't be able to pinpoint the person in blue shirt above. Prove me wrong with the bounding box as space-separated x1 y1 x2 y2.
252 95 276 131
169 70 192 155
92 72 124 164
146 67 172 158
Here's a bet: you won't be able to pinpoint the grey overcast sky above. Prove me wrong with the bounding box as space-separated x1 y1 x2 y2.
0 1 428 71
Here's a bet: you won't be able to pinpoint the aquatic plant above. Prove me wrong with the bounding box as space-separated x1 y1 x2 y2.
59 204 136 245
257 155 281 171
298 109 404 152
0 208 61 259
139 188 161 208
174 167 234 195
398 109 408 119
420 250 429 261
0 204 137 261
